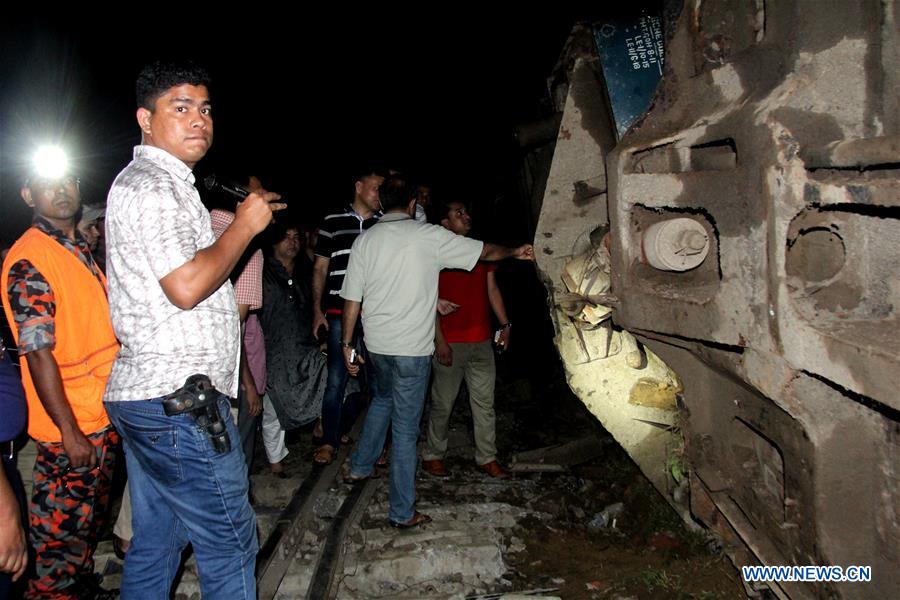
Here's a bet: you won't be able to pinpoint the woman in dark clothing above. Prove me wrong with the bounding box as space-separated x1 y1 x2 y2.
258 225 326 473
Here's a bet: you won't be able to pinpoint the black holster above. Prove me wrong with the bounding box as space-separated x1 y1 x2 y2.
162 374 231 454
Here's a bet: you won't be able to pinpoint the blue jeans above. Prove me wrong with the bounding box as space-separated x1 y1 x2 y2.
349 353 431 523
321 315 363 449
105 397 257 600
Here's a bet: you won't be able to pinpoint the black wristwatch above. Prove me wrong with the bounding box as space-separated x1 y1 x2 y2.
341 341 355 349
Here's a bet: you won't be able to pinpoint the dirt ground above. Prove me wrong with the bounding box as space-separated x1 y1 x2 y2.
265 350 747 599
485 363 747 600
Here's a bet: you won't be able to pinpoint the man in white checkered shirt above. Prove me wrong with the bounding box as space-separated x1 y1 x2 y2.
103 60 284 599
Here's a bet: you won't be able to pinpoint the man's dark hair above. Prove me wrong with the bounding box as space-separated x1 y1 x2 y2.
428 197 466 225
353 163 386 186
266 220 299 247
379 175 415 212
136 60 212 110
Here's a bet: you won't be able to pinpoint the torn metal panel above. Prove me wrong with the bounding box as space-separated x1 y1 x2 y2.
534 1 900 598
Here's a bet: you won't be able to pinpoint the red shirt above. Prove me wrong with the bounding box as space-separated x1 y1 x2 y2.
438 262 495 343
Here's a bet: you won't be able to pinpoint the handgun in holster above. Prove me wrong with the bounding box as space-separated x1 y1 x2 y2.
161 374 231 454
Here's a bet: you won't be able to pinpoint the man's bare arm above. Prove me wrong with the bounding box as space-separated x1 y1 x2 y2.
25 348 96 468
341 299 362 376
486 271 509 324
0 467 27 581
434 313 452 366
160 191 284 310
487 271 512 351
480 243 535 262
311 255 330 336
237 305 262 417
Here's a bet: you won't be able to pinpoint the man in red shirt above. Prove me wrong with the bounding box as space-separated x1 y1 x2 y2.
422 200 511 479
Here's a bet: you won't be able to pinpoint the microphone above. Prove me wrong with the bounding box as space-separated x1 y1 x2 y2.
203 174 249 199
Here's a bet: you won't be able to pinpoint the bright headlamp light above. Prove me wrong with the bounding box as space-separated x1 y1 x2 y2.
31 145 69 180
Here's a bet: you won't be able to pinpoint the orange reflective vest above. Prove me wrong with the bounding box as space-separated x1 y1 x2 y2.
1 228 119 442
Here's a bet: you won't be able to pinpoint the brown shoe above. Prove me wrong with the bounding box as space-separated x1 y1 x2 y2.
422 458 450 478
477 460 510 479
388 511 432 529
313 444 335 465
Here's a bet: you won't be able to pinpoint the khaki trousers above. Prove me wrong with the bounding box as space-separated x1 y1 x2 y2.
424 340 498 465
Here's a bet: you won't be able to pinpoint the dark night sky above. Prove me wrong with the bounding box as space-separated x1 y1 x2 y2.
0 10 591 243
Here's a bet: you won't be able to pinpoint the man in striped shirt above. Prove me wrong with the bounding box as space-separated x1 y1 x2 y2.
311 169 383 464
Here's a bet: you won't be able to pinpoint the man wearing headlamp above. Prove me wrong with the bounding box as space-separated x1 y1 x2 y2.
1 146 120 599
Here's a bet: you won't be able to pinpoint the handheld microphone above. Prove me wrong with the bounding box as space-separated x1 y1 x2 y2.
203 174 249 199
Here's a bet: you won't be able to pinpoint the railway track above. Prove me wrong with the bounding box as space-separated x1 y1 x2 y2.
256 419 378 600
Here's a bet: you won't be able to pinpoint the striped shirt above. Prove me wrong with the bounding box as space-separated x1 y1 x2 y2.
315 206 379 314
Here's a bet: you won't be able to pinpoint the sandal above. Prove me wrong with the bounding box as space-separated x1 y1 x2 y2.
313 445 335 465
342 470 379 484
388 511 432 529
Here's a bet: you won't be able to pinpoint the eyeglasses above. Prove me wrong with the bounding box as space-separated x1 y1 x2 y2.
30 175 81 190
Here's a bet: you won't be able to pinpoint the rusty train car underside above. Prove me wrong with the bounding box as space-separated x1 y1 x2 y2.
534 2 899 598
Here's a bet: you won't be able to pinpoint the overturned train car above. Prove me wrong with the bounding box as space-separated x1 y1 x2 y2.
533 1 899 598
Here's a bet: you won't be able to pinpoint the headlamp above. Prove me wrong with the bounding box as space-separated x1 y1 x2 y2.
31 145 69 180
